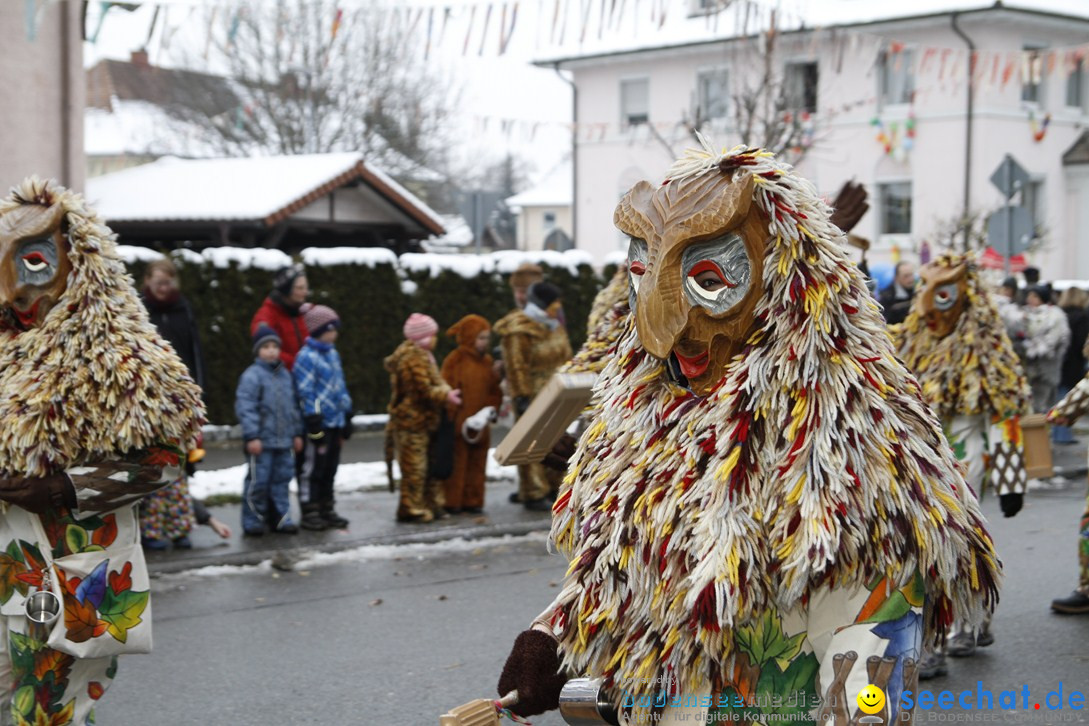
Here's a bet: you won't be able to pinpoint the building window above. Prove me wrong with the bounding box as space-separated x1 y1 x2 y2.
620 78 649 127
1067 58 1085 109
543 211 557 231
878 182 912 234
878 47 914 106
1022 46 1045 104
784 61 819 113
696 69 730 121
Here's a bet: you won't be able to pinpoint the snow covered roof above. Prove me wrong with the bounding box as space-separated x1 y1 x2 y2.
506 159 572 210
537 1 1089 67
85 153 445 235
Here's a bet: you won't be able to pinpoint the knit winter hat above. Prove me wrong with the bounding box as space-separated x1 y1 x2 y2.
403 313 439 343
273 263 306 296
302 303 340 337
447 314 490 348
509 262 543 291
527 281 561 309
252 323 281 355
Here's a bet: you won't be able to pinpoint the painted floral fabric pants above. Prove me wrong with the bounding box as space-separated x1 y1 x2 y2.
1079 492 1089 593
0 617 115 726
613 578 925 726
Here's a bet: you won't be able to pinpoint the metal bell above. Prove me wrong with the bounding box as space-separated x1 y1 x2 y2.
25 588 60 626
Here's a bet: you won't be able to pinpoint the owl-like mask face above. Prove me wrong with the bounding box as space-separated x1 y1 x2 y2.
616 172 768 395
0 202 71 333
914 260 968 339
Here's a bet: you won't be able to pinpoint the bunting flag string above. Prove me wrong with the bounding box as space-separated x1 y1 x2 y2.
424 7 434 59
462 3 476 55
478 3 493 56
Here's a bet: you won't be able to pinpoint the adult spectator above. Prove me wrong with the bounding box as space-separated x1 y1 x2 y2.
1023 285 1071 412
251 263 310 369
878 261 916 325
1055 288 1089 443
139 258 204 550
141 259 206 390
994 276 1027 363
494 282 573 511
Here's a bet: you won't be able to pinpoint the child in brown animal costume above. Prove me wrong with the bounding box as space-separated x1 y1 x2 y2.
440 315 503 513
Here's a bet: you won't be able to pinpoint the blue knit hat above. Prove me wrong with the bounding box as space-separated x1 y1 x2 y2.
252 323 281 355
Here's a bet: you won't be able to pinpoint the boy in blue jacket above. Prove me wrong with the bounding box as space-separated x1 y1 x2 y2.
236 324 304 535
294 304 354 530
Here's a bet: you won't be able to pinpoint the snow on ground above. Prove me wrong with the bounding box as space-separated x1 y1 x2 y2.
156 531 549 581
188 449 516 501
350 413 389 428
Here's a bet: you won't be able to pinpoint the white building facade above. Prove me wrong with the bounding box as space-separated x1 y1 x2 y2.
549 4 1089 280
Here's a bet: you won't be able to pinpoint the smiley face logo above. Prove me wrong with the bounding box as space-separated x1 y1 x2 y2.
856 684 885 715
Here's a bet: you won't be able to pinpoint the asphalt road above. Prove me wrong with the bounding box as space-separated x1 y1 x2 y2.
96 478 1089 725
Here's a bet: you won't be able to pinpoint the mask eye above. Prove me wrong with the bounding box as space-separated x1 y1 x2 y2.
933 283 958 312
627 237 648 303
21 252 49 273
681 234 751 314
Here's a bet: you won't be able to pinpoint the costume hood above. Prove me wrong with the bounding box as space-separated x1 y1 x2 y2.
447 314 490 350
549 144 1000 705
894 252 1030 420
0 178 204 477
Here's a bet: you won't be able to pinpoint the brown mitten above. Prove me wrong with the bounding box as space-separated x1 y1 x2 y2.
542 433 577 472
0 473 76 515
497 629 567 716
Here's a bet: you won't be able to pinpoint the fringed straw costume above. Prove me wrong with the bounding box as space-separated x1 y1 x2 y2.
506 143 1001 725
0 178 203 724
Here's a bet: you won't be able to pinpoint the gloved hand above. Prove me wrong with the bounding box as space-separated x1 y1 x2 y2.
341 421 354 440
1000 492 1023 518
543 433 577 472
497 629 567 717
0 473 76 515
514 396 530 417
305 414 326 444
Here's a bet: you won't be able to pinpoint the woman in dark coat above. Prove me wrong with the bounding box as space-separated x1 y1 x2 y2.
138 258 205 549
1055 287 1089 443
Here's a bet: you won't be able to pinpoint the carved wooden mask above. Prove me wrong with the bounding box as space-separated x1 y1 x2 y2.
913 259 969 339
0 201 71 333
615 171 769 395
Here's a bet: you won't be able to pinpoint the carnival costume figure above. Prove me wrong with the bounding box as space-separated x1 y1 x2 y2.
496 142 1001 726
894 252 1030 672
1047 374 1089 614
0 178 204 724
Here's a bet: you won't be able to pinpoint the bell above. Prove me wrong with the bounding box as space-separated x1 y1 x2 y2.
25 589 60 626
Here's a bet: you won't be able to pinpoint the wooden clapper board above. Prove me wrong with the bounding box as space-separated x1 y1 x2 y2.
493 372 597 466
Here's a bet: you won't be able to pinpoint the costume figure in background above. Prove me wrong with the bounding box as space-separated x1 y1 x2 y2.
893 252 1029 674
250 264 310 369
1021 285 1070 412
1046 376 1089 614
0 178 204 724
294 305 353 531
235 324 304 536
494 282 572 511
386 314 462 523
499 263 543 505
138 258 205 550
563 263 630 376
439 315 503 514
496 143 1000 725
1054 287 1089 444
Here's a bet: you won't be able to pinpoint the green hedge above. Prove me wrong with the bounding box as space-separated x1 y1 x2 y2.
124 250 607 424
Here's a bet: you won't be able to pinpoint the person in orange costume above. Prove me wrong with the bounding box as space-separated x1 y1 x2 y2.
440 315 503 513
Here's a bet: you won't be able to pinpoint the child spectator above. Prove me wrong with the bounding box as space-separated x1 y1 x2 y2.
385 313 462 523
235 324 304 536
440 315 503 514
294 304 354 531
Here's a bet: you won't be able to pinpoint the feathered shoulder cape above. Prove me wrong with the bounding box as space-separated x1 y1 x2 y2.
548 146 1000 702
0 178 204 477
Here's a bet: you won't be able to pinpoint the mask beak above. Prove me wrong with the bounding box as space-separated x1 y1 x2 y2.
634 262 688 360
